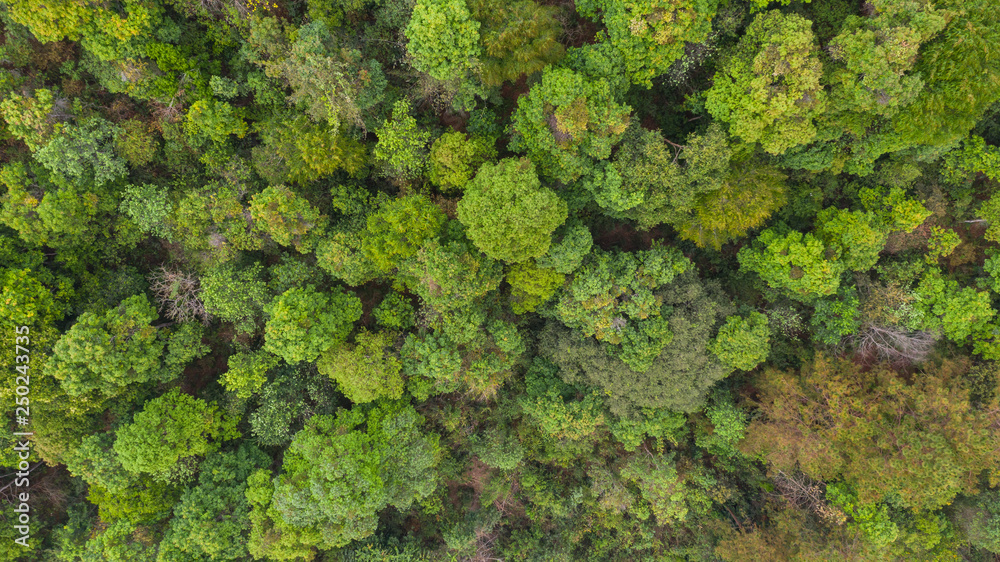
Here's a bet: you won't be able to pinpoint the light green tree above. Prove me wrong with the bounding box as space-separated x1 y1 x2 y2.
373 100 432 181
457 158 568 263
263 286 362 363
510 67 631 182
267 402 441 548
709 313 770 371
705 10 826 154
249 185 329 253
427 131 496 192
738 228 844 302
113 389 239 479
48 295 208 398
318 330 404 403
405 0 481 82
576 0 719 87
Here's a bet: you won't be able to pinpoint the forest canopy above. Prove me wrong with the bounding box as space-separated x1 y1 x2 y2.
2 0 1000 559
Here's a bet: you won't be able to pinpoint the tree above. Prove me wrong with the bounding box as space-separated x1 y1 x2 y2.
738 228 845 302
373 100 432 181
427 131 496 192
405 0 481 82
119 183 171 240
552 244 691 371
373 292 416 330
507 260 565 314
170 184 261 265
398 235 504 314
245 18 387 131
618 451 712 524
673 160 787 250
184 99 248 146
814 208 887 272
705 10 826 155
811 287 862 346
892 0 1000 148
543 272 734 414
252 115 367 184
518 358 606 441
157 445 270 562
267 402 441 548
200 262 270 335
263 286 362 364
33 117 127 188
48 295 209 398
709 313 770 371
317 330 404 403
575 0 719 87
249 185 328 253
510 67 631 182
468 0 565 86
913 268 995 343
741 354 1000 511
457 158 568 263
360 195 447 275
535 221 593 274
113 389 239 480
221 350 281 400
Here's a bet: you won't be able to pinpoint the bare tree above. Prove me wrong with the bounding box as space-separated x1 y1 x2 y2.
148 267 210 324
770 470 846 527
854 323 936 364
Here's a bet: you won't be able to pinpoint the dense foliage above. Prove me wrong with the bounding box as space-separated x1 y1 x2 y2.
2 0 1000 560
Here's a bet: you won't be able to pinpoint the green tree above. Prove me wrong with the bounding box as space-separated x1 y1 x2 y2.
373 100 432 181
374 292 416 330
427 131 496 192
185 99 248 145
913 268 995 343
398 235 504 314
506 260 565 314
535 221 593 274
518 358 606 441
263 286 362 364
360 195 447 275
48 295 208 398
457 158 568 263
705 10 826 154
543 272 734 414
249 185 329 253
892 0 1000 149
811 287 862 345
200 262 270 335
553 244 691 371
814 207 887 272
510 67 631 182
738 228 845 302
157 445 270 562
252 115 367 184
34 117 127 188
120 183 171 240
317 330 404 403
468 0 565 86
576 0 719 87
709 312 770 371
246 18 386 131
113 389 239 479
405 0 482 82
220 349 281 400
268 402 441 548
673 160 787 250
